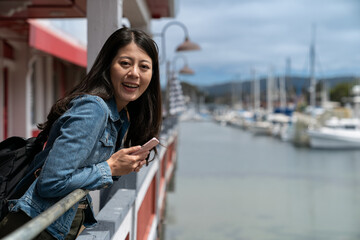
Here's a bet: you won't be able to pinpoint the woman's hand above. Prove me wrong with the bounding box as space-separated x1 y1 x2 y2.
106 146 149 176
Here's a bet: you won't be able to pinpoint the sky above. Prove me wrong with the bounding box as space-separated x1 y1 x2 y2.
46 0 360 87
151 0 360 86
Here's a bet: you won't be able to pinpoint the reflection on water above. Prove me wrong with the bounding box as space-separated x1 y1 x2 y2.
163 121 360 240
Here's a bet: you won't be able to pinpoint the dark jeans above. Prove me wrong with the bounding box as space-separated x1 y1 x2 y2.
0 208 84 240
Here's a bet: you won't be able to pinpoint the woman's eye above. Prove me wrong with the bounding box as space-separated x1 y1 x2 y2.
141 65 150 70
120 61 130 66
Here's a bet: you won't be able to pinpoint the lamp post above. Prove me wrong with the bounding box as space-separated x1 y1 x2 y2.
166 54 195 116
155 21 200 117
155 21 200 64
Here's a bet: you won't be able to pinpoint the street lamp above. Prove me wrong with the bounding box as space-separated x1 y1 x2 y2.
172 54 195 75
155 21 200 64
155 21 201 117
179 65 194 75
165 55 196 117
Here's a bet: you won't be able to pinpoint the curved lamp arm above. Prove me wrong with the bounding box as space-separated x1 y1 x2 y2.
154 21 200 64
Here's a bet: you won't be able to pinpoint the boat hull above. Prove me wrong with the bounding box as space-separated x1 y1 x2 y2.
308 128 360 149
249 121 272 135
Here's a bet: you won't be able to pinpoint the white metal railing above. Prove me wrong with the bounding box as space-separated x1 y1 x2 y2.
2 116 179 240
2 189 89 240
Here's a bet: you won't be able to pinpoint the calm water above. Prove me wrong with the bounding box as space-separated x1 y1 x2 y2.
163 121 360 240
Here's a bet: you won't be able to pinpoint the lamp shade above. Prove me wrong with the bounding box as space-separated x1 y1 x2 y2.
179 65 195 75
176 37 201 52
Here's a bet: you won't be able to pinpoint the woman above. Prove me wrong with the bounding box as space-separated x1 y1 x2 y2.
0 27 162 239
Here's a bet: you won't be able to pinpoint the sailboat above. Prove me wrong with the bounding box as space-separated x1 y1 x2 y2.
248 69 273 135
308 116 360 149
308 82 360 149
305 25 360 149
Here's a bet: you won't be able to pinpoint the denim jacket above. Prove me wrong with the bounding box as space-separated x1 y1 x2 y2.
8 95 129 240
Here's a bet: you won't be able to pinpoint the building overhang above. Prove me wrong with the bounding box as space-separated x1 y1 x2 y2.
0 0 177 66
124 0 177 30
0 0 86 19
146 0 177 19
28 19 87 67
0 0 177 20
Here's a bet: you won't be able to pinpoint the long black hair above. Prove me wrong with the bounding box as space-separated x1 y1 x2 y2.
38 27 162 147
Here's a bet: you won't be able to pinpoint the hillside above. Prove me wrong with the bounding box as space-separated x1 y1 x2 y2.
200 75 359 97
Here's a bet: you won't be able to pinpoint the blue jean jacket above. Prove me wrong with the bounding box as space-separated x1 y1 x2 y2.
8 95 129 240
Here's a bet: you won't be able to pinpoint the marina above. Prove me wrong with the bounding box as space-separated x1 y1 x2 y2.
163 120 360 240
0 1 358 239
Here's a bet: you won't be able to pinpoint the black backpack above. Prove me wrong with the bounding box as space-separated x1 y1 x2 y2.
0 132 47 221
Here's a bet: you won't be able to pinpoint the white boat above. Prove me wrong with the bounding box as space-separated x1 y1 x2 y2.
268 113 291 138
307 117 360 149
249 121 273 135
227 110 254 129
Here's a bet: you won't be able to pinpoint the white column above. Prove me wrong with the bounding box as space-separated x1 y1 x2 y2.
35 56 45 124
87 0 123 215
45 56 54 113
9 43 30 137
87 0 123 72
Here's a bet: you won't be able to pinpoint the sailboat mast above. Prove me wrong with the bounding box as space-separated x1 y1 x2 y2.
267 67 274 114
310 24 316 108
286 57 291 106
252 69 260 111
237 74 243 109
280 75 286 109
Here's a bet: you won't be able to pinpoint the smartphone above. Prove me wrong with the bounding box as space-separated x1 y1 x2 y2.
131 137 159 155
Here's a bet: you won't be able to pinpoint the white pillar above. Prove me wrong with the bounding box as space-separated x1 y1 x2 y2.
87 0 123 215
9 43 30 137
35 56 45 124
45 56 54 113
87 0 123 72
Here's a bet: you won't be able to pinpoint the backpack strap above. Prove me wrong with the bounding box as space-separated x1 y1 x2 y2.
34 131 48 147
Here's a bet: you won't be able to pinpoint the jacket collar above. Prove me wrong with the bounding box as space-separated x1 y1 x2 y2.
105 97 127 123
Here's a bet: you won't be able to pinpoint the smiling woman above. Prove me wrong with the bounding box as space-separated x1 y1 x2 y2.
0 27 162 240
110 42 153 111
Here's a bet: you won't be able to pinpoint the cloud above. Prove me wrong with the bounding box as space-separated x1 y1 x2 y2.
152 0 360 85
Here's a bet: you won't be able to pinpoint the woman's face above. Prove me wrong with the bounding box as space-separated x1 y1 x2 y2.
110 41 153 111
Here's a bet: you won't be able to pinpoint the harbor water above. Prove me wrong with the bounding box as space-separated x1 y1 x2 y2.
163 120 360 240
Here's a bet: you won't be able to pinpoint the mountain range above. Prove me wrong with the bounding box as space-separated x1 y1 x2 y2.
199 76 359 97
